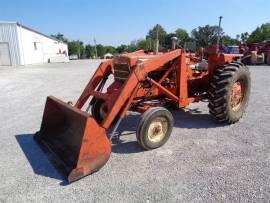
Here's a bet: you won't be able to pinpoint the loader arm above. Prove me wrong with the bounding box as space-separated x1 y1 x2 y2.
84 50 181 129
75 60 113 109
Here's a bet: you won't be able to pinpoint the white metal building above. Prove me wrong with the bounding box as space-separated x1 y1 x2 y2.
0 21 69 66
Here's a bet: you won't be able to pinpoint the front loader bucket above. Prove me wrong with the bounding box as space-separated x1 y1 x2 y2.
34 96 111 183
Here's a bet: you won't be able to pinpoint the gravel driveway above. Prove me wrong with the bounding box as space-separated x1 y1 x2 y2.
0 60 269 202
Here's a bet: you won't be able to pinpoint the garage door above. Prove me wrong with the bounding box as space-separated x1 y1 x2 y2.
0 43 11 66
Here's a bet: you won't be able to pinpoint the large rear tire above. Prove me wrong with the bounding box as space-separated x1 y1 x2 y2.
136 107 174 150
208 62 251 124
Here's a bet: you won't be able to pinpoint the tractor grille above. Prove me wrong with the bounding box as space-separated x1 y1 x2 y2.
114 63 130 82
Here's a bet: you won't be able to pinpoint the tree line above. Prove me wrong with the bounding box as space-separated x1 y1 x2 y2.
51 22 270 59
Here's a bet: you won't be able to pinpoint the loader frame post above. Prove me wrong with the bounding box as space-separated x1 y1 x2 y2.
178 52 189 107
101 73 140 129
109 84 141 140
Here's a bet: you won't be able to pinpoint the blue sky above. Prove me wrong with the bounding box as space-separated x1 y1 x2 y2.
1 0 269 46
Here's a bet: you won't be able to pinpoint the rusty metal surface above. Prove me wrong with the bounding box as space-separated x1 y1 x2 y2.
35 96 111 182
33 49 245 183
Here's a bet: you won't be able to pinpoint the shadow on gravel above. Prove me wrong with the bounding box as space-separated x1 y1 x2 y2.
111 114 143 154
15 134 64 182
172 108 225 129
112 141 143 154
15 108 223 180
112 108 224 154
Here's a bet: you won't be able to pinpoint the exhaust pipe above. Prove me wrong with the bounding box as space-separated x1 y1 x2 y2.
154 24 160 55
171 37 178 50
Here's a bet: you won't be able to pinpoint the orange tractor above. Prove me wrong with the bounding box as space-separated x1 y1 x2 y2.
242 41 270 65
35 43 251 183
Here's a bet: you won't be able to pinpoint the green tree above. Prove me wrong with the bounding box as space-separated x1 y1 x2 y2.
164 33 176 48
222 35 239 46
104 46 117 54
50 33 68 43
137 38 151 50
68 40 84 58
175 28 189 46
96 44 106 57
79 41 85 58
85 44 95 58
236 34 240 42
146 24 167 48
247 23 270 43
124 40 137 53
191 25 223 47
240 32 249 43
116 44 128 53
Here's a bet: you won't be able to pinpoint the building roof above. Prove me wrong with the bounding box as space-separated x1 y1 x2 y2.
104 53 113 56
0 21 67 45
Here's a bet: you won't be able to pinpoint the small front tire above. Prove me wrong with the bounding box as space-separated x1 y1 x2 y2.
91 99 108 124
136 107 174 150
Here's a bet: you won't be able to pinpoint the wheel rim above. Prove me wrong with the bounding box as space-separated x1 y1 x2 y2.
147 117 168 143
230 80 245 111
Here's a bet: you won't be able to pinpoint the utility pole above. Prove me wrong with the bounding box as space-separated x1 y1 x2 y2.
147 37 152 50
154 24 160 55
78 41 81 59
216 16 223 53
94 38 98 58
